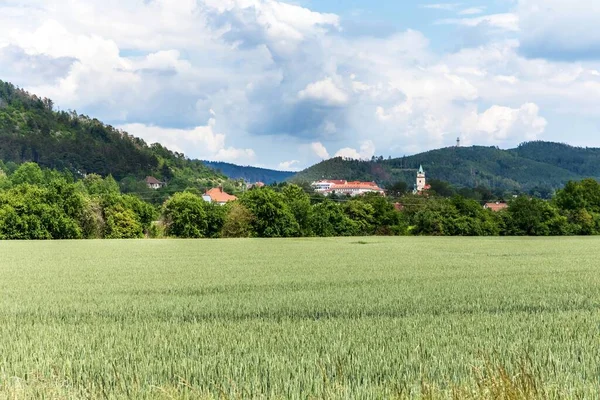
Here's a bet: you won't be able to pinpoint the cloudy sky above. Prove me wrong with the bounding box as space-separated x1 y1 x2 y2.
1 0 599 170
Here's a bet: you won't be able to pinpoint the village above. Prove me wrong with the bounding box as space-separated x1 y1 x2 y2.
144 165 508 212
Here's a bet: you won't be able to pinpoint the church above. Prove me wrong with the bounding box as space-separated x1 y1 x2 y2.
413 165 431 194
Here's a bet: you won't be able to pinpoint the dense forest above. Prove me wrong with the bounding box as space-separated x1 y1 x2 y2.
203 161 295 184
292 143 600 194
0 80 234 201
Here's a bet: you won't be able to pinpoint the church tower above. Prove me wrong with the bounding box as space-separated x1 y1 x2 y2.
416 165 426 192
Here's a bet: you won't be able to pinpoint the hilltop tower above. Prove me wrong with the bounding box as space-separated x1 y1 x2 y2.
416 165 426 192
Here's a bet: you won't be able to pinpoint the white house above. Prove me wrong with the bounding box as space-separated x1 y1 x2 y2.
145 176 165 190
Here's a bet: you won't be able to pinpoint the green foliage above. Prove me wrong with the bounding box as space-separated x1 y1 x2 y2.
162 192 208 238
310 200 358 237
282 184 313 236
408 196 501 236
104 206 144 239
221 203 254 238
84 174 120 196
240 187 300 237
503 197 570 236
0 184 82 240
343 200 375 235
10 162 44 185
204 202 227 238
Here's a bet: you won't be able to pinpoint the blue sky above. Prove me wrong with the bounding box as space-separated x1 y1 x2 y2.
1 0 599 170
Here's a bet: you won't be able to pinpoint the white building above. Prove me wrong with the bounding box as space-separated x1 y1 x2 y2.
145 176 165 190
311 180 385 197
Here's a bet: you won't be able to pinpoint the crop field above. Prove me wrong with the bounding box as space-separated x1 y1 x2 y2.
1 238 600 399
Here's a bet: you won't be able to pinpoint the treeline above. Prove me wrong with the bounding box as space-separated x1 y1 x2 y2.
2 162 600 239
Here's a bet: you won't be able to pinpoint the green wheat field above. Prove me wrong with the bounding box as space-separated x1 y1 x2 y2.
1 237 599 399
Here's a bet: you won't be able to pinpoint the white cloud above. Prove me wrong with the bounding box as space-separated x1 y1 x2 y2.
298 78 349 106
458 7 485 16
311 142 330 160
461 103 547 143
2 0 600 168
118 118 255 163
438 13 519 32
422 4 461 11
334 140 376 160
278 160 300 170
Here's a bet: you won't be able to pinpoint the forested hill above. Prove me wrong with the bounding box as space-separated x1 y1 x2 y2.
292 143 600 192
203 161 295 184
0 80 224 185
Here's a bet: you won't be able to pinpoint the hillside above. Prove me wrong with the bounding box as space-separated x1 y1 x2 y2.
292 143 599 192
0 80 226 190
203 161 295 184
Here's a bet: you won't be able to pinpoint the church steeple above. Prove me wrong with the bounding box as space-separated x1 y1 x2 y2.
415 165 426 193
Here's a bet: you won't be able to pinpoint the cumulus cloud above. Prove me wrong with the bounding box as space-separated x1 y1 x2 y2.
278 160 300 170
1 0 599 168
311 142 330 160
334 140 376 160
461 103 547 143
298 78 349 106
118 117 255 163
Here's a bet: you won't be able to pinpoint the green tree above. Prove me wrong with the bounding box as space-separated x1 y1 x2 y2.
10 162 44 186
221 203 254 238
504 197 570 236
240 187 299 237
205 202 227 238
343 200 375 235
386 181 408 197
162 192 208 238
84 174 120 196
104 206 144 239
310 201 358 237
282 184 312 236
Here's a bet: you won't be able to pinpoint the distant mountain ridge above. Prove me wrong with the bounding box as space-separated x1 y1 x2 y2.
203 161 295 184
292 142 600 192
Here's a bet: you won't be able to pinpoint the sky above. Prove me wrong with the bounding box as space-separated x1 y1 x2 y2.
1 0 599 171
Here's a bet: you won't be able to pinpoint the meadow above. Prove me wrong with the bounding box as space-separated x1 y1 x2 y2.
1 237 599 399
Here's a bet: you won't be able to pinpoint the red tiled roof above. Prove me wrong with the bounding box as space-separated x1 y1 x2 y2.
316 180 347 185
145 176 162 185
205 187 238 203
484 202 508 212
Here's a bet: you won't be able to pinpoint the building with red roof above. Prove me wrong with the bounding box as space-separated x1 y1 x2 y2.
203 187 238 205
311 180 384 197
484 202 509 212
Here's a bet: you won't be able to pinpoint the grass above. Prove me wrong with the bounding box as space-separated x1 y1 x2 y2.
1 237 599 399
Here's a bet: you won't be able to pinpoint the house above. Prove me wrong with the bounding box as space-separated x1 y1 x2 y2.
145 176 165 190
203 187 238 205
311 180 385 197
484 202 509 212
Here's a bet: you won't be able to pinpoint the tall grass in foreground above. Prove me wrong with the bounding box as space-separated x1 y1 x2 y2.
1 237 599 398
